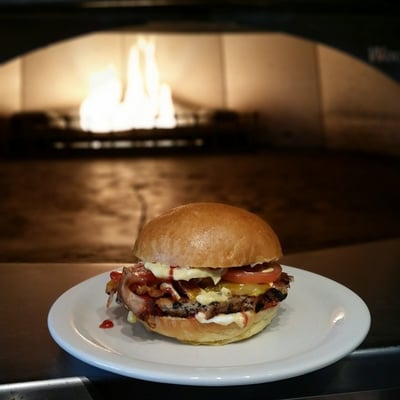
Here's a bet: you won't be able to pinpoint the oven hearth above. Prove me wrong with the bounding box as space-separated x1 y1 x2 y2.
8 109 258 155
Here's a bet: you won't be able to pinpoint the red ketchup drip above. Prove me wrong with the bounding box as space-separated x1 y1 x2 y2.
99 319 114 329
110 271 122 282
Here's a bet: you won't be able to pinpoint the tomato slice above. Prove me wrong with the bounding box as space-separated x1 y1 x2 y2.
222 262 282 284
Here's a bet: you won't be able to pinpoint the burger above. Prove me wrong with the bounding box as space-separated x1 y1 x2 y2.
105 202 292 345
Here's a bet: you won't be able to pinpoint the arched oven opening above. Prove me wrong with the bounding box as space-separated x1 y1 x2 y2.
0 1 399 157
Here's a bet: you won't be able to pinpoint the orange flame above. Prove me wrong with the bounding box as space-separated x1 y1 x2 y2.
80 37 176 133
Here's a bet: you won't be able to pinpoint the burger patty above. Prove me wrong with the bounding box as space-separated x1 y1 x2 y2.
116 264 292 322
155 287 287 319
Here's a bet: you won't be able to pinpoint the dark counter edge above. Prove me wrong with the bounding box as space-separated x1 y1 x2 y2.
2 345 398 400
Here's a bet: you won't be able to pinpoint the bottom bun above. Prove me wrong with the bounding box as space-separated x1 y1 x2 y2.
141 306 278 345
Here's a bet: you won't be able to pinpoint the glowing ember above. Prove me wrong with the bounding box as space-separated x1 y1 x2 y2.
80 37 176 133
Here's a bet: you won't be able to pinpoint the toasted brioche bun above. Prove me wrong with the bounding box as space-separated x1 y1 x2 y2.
142 306 278 345
133 202 282 268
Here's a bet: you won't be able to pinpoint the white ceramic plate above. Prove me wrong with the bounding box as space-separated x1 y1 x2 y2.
48 266 370 386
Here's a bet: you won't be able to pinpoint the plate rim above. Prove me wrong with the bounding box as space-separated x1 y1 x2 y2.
47 265 371 386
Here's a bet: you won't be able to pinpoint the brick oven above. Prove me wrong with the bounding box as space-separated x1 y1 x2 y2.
0 0 399 156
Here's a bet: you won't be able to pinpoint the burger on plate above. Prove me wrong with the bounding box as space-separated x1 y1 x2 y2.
105 202 292 345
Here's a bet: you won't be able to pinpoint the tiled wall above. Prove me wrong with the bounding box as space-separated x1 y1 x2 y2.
224 33 322 147
1 32 399 155
319 45 400 155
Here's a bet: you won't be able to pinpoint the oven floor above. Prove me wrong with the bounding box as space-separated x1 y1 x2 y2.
0 149 399 262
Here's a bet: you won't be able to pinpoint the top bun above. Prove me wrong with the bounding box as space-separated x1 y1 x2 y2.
133 202 282 268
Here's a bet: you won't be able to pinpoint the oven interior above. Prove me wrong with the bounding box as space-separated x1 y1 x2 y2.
0 0 399 156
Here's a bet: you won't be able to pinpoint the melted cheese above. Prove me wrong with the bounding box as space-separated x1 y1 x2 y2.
184 282 271 302
144 261 223 284
127 311 137 324
195 287 231 305
195 311 249 328
218 282 271 296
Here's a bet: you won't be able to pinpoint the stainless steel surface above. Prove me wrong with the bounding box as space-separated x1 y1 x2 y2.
289 386 400 400
0 378 95 400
